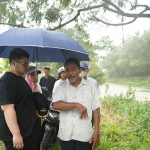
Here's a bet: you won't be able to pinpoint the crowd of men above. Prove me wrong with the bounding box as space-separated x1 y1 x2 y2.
0 48 100 150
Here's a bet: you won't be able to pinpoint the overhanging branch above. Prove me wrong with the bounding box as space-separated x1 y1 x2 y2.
48 0 150 30
47 3 106 30
102 0 150 17
103 5 150 18
102 0 124 14
1 0 150 30
90 8 148 26
0 22 27 28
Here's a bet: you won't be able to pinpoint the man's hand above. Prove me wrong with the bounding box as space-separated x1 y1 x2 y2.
52 101 88 119
1 104 24 149
13 134 24 149
76 103 88 119
89 131 100 150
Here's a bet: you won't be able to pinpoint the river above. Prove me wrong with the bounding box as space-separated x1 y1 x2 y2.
99 83 150 101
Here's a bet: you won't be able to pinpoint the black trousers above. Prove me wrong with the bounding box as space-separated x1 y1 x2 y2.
59 139 92 150
32 118 41 150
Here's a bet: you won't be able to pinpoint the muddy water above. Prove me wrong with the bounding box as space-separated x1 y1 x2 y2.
99 83 150 101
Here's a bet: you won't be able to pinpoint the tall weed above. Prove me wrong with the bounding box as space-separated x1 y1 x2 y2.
102 83 150 149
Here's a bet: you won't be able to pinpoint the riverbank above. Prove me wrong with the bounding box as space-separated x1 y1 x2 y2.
100 83 150 101
108 76 150 92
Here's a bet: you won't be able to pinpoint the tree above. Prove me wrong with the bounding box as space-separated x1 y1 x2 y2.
0 0 150 30
0 58 9 76
102 29 150 77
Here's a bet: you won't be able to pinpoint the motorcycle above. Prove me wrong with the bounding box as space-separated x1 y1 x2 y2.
41 87 60 150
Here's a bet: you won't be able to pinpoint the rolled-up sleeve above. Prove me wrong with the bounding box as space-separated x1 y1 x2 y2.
52 83 66 103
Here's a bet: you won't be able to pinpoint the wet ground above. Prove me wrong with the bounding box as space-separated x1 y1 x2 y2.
99 83 150 101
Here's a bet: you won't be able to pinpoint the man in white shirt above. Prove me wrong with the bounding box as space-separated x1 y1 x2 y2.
52 67 67 95
52 58 100 150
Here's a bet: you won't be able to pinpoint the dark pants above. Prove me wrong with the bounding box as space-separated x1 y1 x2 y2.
3 118 41 150
31 118 41 150
3 136 33 150
59 139 92 150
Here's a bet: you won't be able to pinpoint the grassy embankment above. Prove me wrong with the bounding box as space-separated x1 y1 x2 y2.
98 84 150 150
1 84 150 150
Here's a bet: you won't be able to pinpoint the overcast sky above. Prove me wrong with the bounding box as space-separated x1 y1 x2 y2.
89 0 150 45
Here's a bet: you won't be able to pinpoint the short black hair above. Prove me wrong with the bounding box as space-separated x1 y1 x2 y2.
44 67 50 71
9 48 29 64
64 58 80 68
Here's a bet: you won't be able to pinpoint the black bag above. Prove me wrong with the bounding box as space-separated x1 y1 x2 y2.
32 92 50 118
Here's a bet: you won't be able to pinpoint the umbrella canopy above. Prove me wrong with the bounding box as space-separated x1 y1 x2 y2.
0 28 89 62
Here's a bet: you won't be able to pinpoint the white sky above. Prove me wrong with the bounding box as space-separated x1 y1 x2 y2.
89 0 150 45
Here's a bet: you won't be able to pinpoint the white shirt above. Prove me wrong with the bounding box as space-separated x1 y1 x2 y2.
53 78 100 142
87 77 100 96
52 79 67 93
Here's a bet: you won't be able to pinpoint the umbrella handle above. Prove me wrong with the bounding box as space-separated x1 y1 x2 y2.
34 47 38 83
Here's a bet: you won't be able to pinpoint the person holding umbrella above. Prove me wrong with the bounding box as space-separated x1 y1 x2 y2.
0 48 36 150
52 58 100 150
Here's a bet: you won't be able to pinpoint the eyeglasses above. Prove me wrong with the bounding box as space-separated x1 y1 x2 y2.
16 61 30 67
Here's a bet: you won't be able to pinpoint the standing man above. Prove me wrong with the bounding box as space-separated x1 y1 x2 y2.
80 62 100 96
52 58 100 150
80 62 100 126
52 67 67 96
39 67 56 98
0 48 36 150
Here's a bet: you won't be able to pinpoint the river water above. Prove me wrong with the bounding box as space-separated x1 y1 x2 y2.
99 83 150 101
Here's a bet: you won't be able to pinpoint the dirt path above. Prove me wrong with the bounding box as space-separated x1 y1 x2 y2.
99 83 150 101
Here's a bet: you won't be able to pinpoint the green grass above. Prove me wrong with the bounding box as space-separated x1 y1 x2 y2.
48 138 61 150
0 141 5 150
98 85 150 150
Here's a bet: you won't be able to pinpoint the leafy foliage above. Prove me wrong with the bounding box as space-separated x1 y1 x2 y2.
0 0 147 30
0 58 9 76
103 30 150 77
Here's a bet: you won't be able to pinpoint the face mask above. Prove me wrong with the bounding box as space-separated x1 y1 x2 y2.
80 71 87 78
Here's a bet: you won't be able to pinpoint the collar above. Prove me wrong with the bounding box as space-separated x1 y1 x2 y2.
81 77 88 85
60 78 68 82
67 77 88 87
44 76 50 79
